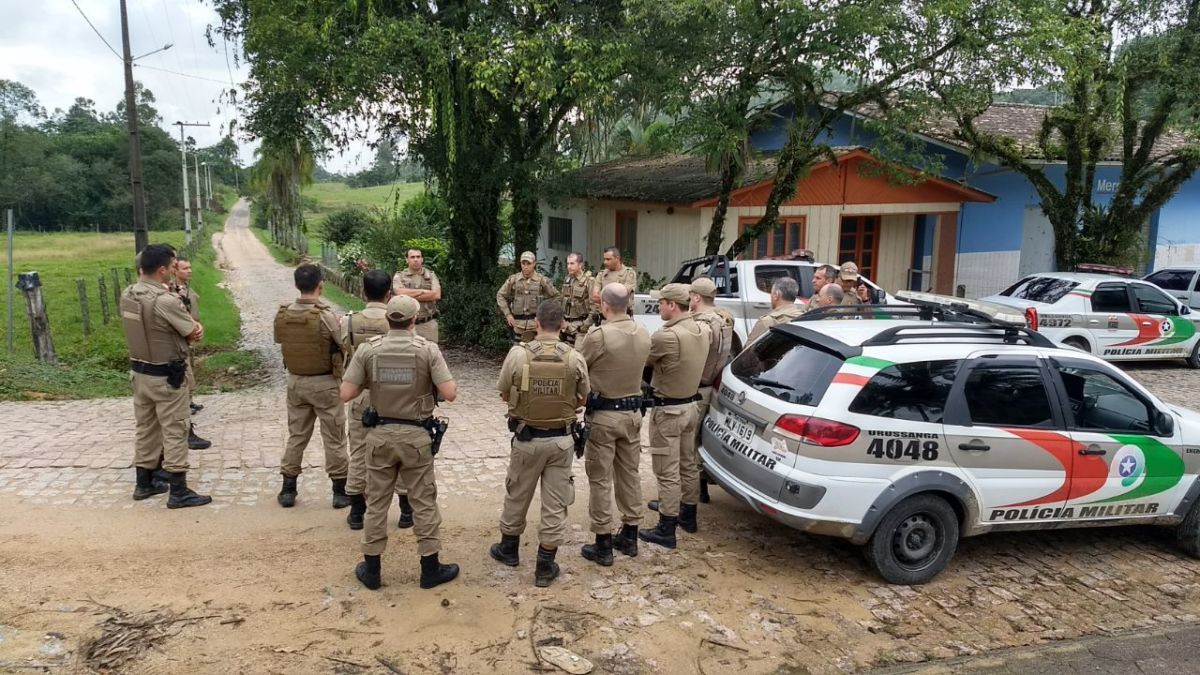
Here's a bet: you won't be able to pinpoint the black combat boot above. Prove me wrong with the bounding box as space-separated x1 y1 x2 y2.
331 478 351 509
647 500 660 512
132 467 168 500
166 472 212 509
534 546 560 588
187 424 212 450
346 493 366 530
699 476 711 504
489 534 520 567
580 533 614 567
679 503 698 534
355 554 381 590
151 466 170 491
277 475 298 508
190 401 204 414
397 495 414 529
613 524 639 557
638 514 678 549
419 553 460 589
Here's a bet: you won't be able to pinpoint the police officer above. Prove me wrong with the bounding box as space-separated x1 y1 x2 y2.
640 283 707 549
341 270 392 530
489 300 590 587
808 264 838 307
558 252 593 346
684 277 733 515
170 257 211 450
273 264 351 509
837 262 865 305
340 295 460 590
121 244 211 508
576 283 650 564
748 277 804 342
590 246 637 318
392 248 442 343
497 251 559 342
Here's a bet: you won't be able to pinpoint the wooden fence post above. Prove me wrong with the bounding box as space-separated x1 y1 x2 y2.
123 268 132 286
15 272 56 363
98 275 110 324
77 278 91 337
110 268 121 309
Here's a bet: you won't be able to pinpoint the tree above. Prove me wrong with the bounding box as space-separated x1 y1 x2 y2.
251 138 314 253
945 0 1200 269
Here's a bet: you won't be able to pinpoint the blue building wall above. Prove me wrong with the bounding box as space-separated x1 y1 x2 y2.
749 104 1200 295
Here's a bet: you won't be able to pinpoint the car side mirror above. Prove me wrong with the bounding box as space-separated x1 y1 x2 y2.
872 288 886 304
1154 410 1175 436
1181 306 1191 316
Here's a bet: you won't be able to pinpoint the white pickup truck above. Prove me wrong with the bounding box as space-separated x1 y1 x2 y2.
632 255 893 353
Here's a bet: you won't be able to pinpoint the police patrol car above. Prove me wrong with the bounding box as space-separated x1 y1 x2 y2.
700 292 1200 584
981 272 1200 368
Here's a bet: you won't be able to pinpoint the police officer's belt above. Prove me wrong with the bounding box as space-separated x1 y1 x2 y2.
565 315 589 322
588 394 643 412
522 426 571 438
415 313 439 325
130 361 172 376
512 313 536 320
376 416 432 428
654 394 702 407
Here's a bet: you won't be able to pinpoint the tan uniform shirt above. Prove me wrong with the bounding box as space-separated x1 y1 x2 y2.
339 301 389 357
647 314 708 399
496 337 591 415
748 304 806 342
559 272 594 321
393 268 441 321
693 306 734 387
594 265 638 296
496 272 559 321
577 315 651 399
129 280 194 363
173 283 199 321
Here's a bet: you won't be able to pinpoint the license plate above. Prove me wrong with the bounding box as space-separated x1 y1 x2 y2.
723 410 755 444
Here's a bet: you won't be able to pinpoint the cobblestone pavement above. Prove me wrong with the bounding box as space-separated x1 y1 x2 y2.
4 206 1200 671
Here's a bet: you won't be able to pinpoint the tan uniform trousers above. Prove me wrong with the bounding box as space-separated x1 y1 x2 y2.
584 410 643 533
281 373 349 479
647 403 700 518
686 385 716 505
499 434 576 548
362 425 441 557
560 319 589 346
346 391 410 498
186 349 197 397
414 318 438 343
514 319 536 343
131 371 190 473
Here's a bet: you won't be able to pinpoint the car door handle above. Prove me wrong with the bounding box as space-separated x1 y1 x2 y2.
1140 321 1152 327
1079 446 1107 456
958 441 991 452
752 302 770 309
1088 319 1100 325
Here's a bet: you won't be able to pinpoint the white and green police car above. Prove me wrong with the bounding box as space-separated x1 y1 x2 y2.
982 272 1200 367
700 293 1200 584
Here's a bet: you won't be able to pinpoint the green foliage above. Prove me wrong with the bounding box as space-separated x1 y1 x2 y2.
439 273 512 356
396 192 450 240
321 207 370 246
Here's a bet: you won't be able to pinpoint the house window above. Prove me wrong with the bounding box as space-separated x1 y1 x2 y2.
548 216 572 250
737 217 806 259
838 215 878 281
616 210 638 264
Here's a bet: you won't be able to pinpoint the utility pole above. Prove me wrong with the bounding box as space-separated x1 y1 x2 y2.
193 152 204 230
173 122 208 245
119 0 148 254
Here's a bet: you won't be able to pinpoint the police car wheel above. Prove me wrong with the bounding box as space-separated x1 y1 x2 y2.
1177 498 1200 558
864 494 959 585
1186 341 1200 369
1063 336 1090 353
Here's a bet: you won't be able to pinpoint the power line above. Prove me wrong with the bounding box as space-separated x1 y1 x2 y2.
134 63 230 84
69 0 122 61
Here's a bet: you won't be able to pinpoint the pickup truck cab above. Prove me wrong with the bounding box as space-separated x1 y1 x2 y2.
632 255 893 353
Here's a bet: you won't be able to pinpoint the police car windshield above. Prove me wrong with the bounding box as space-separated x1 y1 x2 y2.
999 276 1080 304
730 331 843 405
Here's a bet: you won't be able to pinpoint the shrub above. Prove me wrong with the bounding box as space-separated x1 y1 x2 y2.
439 269 512 356
396 191 449 238
322 207 370 246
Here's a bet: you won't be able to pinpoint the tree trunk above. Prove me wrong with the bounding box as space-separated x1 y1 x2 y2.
510 162 541 259
704 153 739 255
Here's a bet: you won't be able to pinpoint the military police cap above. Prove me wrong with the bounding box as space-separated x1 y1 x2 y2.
650 283 691 305
839 261 860 281
689 276 718 298
520 251 536 263
386 295 421 322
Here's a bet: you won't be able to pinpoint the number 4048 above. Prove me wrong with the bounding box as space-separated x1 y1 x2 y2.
866 438 939 461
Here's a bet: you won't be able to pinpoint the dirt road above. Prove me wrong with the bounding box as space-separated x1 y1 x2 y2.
2 203 1200 673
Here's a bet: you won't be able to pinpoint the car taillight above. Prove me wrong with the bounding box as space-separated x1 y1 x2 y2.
1025 307 1039 331
774 415 860 447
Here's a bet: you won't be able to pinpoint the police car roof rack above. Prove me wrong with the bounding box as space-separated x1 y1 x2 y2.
895 291 1028 327
862 325 1058 349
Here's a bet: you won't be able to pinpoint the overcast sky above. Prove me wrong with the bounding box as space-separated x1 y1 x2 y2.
0 0 373 173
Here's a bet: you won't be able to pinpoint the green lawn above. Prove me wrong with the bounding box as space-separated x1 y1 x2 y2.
0 216 258 400
302 181 425 243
